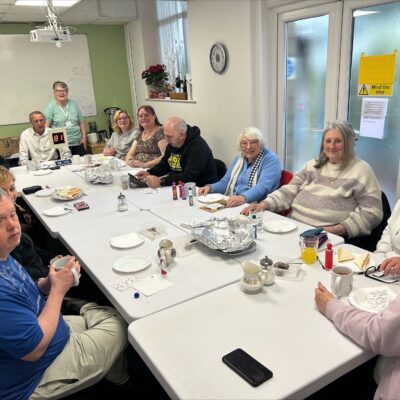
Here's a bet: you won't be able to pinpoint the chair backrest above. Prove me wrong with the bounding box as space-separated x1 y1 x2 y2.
345 191 392 252
279 169 294 187
214 159 227 180
279 170 293 216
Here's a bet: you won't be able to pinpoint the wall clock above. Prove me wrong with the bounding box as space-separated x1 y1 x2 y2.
210 42 228 74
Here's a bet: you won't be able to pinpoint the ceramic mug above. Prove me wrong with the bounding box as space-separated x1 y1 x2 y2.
331 266 353 297
184 182 197 196
50 255 80 287
158 239 176 268
241 260 268 293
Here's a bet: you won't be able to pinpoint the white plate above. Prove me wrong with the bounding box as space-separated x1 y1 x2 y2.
112 255 152 273
196 193 227 204
110 232 144 249
334 251 375 273
35 188 55 197
33 169 52 176
52 187 83 201
348 286 397 313
43 206 72 217
263 219 297 233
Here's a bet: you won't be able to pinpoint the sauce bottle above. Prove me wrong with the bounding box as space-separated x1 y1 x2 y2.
325 242 333 270
172 182 178 200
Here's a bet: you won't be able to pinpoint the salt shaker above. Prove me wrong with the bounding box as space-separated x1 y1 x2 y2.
117 192 128 212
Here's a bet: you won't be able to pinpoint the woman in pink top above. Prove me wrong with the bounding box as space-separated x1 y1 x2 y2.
315 282 400 400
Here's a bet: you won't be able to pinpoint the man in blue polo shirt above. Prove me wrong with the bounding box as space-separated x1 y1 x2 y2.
0 190 128 399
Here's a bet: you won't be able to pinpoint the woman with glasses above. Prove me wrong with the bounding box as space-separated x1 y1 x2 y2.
126 105 166 168
198 127 281 208
103 109 138 159
44 81 87 156
242 121 383 239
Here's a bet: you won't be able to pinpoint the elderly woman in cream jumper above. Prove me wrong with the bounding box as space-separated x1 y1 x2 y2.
242 121 382 239
198 127 281 208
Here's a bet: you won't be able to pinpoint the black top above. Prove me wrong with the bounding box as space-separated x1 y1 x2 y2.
148 125 217 187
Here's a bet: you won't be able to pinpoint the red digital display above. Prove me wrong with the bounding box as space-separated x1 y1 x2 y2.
52 132 65 144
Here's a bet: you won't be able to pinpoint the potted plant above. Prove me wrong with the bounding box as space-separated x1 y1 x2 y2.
142 64 170 98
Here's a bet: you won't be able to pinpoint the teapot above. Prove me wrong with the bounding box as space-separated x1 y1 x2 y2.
241 260 270 293
157 239 176 271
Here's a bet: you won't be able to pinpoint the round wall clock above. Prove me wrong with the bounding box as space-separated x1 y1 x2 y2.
210 42 228 74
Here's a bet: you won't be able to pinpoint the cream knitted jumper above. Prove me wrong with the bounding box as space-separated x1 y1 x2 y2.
263 157 382 238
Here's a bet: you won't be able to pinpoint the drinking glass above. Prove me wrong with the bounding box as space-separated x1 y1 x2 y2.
300 236 319 264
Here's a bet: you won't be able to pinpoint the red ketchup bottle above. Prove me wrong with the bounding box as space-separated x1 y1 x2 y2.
325 242 333 270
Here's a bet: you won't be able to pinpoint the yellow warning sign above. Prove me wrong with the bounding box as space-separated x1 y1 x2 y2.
358 84 369 96
358 52 397 96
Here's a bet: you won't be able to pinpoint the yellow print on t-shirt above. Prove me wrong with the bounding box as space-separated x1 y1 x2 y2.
168 153 182 172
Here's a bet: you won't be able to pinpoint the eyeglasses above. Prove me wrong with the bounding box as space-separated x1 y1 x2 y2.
240 140 259 147
118 117 129 121
54 89 67 93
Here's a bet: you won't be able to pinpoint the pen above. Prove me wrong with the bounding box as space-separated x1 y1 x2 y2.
317 256 325 270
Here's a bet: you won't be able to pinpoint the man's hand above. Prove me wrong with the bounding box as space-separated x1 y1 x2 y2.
145 175 161 188
48 256 81 296
314 281 335 315
103 147 116 157
380 257 400 276
135 170 149 179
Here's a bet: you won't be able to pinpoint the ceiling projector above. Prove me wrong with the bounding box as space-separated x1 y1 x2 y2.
30 27 71 43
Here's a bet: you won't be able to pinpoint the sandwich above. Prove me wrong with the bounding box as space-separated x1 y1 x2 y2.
338 247 354 262
354 253 370 271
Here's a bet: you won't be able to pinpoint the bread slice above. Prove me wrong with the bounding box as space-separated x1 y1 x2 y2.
338 247 354 262
354 253 370 271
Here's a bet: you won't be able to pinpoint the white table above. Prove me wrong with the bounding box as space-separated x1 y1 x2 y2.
60 211 242 323
129 265 399 399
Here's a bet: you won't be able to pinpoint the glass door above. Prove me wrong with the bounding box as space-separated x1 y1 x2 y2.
275 3 342 172
273 0 400 206
339 0 400 207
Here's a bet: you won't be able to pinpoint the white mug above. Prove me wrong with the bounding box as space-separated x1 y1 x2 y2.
50 255 80 287
331 266 353 297
241 260 268 293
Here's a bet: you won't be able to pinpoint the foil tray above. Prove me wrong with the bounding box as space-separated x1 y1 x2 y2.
190 217 255 253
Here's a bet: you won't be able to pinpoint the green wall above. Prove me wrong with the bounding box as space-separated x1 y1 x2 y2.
0 24 133 138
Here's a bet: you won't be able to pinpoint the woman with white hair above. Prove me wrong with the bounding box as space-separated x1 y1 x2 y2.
198 127 281 208
242 121 383 239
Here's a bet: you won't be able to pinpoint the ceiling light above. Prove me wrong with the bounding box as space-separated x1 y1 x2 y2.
16 0 79 6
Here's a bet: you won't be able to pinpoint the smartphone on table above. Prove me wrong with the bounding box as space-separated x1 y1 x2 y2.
222 348 273 387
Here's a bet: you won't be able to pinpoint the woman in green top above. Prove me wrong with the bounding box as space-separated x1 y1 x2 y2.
44 81 87 156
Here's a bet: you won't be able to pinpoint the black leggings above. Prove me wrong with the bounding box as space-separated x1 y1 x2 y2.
70 144 86 156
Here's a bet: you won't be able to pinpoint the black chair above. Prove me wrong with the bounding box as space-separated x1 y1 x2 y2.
214 159 227 180
345 191 391 252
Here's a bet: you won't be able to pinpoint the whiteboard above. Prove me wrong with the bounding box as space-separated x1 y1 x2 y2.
0 34 97 125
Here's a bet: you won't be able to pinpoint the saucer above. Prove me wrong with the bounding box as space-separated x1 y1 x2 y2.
197 193 227 204
348 286 397 313
110 232 144 249
43 206 72 217
33 169 52 176
112 255 152 273
263 219 297 233
35 188 55 197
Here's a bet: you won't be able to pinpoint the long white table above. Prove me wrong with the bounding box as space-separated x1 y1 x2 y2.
128 264 399 399
60 210 242 323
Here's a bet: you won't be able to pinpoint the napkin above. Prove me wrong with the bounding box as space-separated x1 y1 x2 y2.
133 274 173 296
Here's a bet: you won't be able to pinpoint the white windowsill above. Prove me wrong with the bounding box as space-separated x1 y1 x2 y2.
145 98 196 103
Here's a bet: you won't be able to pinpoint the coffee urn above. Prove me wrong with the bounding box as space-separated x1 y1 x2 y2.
104 107 120 139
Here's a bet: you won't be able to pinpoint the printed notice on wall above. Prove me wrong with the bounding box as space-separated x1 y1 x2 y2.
359 98 388 139
358 52 397 97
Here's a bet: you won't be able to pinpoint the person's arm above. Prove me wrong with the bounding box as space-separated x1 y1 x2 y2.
125 140 138 165
43 103 53 128
142 138 168 169
241 151 281 203
147 149 171 179
79 121 87 150
22 259 78 361
210 158 235 194
18 132 30 166
103 132 118 157
339 163 383 238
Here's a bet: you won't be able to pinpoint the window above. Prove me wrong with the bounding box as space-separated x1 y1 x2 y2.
156 0 190 82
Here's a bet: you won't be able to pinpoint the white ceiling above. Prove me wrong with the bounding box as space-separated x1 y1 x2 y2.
0 0 138 25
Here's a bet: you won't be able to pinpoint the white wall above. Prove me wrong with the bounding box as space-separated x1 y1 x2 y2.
125 0 269 166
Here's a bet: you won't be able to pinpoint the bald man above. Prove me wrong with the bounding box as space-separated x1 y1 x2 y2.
136 116 217 188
